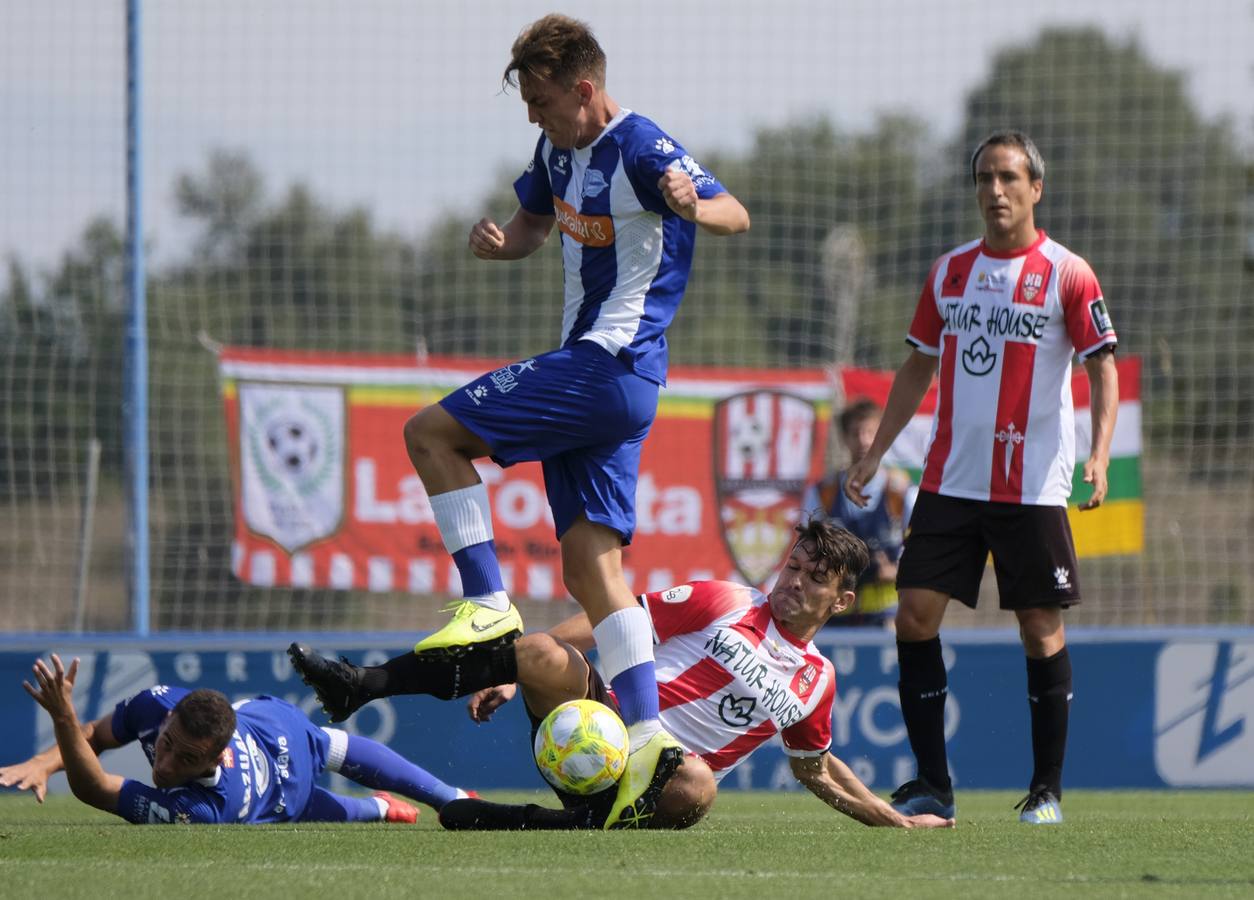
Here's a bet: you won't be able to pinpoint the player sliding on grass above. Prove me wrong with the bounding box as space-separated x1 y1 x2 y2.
1 658 473 825
291 520 954 830
397 13 749 831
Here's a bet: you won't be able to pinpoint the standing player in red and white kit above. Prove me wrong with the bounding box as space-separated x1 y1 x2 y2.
844 131 1119 825
288 520 953 830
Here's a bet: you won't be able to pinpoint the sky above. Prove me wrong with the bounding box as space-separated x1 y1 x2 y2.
3 0 1251 269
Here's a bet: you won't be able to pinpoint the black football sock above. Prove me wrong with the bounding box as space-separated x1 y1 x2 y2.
358 644 518 701
897 636 952 794
1026 646 1072 798
438 798 596 831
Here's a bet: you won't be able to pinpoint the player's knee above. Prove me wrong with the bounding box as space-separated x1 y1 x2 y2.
895 594 944 640
402 409 436 456
514 633 569 683
1017 607 1064 656
651 756 717 830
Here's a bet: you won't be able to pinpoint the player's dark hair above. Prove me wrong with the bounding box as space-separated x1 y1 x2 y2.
172 689 237 754
794 519 870 591
970 130 1045 184
504 14 607 89
838 397 882 436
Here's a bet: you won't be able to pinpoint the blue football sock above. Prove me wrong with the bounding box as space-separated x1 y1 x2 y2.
339 734 460 810
452 540 505 600
302 787 382 822
610 661 660 727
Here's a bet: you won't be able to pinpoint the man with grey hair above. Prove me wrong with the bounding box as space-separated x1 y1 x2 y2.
844 130 1119 825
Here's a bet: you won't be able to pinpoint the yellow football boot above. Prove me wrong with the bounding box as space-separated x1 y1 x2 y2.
413 600 523 657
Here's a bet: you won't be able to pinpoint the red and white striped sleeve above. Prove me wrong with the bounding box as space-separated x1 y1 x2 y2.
1059 254 1117 359
640 581 754 644
905 256 946 355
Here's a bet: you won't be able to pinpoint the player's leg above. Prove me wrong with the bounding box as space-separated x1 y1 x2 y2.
325 728 472 811
559 517 660 731
545 467 685 828
1014 605 1069 823
287 630 586 719
300 786 419 823
438 798 599 830
892 587 954 813
439 755 716 832
891 492 987 818
990 502 1079 824
405 380 522 656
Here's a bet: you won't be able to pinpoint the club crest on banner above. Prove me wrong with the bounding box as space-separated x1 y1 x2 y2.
239 382 345 553
712 390 818 586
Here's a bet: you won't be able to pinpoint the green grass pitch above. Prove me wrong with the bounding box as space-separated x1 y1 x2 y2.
2 791 1251 898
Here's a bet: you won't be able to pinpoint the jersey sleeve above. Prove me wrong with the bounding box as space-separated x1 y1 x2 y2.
111 685 186 744
779 659 836 757
905 256 946 355
512 135 555 216
640 581 753 644
116 780 223 824
620 124 727 214
1058 254 1117 359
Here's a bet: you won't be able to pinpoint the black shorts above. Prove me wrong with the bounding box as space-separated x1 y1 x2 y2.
896 490 1082 610
524 651 621 815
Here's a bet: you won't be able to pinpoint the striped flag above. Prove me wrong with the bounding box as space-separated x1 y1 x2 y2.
840 356 1143 557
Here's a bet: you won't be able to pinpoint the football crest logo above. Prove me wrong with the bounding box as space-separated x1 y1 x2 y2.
1022 271 1043 302
712 390 818 586
240 383 346 553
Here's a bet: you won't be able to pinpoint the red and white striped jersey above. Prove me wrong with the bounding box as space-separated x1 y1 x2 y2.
906 230 1116 506
640 580 835 781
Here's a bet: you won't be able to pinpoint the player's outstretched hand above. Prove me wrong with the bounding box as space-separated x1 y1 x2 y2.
843 455 881 509
469 217 507 259
467 683 517 723
23 654 80 724
1078 457 1108 510
904 813 955 828
658 169 698 222
0 758 53 803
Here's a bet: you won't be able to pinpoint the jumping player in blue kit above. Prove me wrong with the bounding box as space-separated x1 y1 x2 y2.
2 654 472 824
383 13 749 829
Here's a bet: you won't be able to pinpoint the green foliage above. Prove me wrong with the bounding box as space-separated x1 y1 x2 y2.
2 26 1251 628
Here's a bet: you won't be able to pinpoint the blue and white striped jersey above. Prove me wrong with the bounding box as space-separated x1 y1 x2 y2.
514 109 727 386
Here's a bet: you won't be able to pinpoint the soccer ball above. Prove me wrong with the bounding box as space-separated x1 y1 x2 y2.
533 699 629 795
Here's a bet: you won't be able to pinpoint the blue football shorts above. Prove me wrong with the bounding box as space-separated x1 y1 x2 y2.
438 340 659 543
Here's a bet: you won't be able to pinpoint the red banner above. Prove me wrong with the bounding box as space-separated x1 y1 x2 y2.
221 348 834 599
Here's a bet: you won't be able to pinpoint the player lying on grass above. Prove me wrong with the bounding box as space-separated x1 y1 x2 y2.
290 520 955 830
1 657 473 825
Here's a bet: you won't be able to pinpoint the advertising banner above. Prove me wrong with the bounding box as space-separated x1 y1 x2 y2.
220 349 1142 596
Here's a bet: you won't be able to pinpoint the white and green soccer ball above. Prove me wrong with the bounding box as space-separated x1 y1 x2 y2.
533 699 629 795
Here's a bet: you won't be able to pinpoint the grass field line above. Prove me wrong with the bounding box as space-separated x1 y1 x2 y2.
1 858 1249 887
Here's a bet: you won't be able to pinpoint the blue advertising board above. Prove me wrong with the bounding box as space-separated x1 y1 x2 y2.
1 629 1250 798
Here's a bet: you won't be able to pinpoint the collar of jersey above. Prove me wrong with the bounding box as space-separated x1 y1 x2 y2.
979 228 1047 259
581 107 632 153
194 766 222 788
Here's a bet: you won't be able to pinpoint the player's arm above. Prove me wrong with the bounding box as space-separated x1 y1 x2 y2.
468 206 555 260
844 350 937 507
657 170 749 235
22 655 124 815
790 753 952 828
1079 347 1119 510
0 709 123 803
